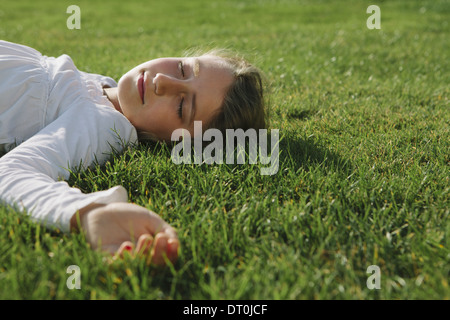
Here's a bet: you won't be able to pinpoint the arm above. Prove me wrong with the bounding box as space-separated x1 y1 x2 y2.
0 101 178 264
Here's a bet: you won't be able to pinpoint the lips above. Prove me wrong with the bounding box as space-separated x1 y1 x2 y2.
138 72 145 103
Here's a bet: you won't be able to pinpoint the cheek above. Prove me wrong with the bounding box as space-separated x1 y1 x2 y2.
142 111 180 140
117 75 133 105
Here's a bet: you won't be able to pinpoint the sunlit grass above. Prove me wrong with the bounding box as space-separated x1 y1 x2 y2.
0 0 448 299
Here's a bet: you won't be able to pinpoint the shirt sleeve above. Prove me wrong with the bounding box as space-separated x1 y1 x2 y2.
0 100 138 233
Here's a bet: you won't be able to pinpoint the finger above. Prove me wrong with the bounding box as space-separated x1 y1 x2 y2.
150 233 169 266
116 241 134 258
136 234 153 256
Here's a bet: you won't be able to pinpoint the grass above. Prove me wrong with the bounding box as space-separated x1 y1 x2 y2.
0 0 449 300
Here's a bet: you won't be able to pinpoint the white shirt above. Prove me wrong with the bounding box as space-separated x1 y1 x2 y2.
0 40 138 232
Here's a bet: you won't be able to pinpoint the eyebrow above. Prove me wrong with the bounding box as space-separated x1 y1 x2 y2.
193 57 200 77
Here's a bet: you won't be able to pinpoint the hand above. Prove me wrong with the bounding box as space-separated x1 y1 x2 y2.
71 202 179 266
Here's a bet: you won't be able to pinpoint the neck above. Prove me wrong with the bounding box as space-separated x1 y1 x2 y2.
103 87 122 114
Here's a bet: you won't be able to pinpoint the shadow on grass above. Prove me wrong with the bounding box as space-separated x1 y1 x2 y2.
139 131 353 178
278 134 352 175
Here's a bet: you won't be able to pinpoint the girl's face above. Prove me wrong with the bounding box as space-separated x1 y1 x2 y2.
117 55 234 141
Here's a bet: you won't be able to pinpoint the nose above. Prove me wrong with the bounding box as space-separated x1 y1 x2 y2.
153 73 188 96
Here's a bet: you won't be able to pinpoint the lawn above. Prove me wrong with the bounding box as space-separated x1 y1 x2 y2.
0 0 448 300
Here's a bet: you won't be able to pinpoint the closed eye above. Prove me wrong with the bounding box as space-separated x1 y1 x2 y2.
177 60 185 119
178 98 184 119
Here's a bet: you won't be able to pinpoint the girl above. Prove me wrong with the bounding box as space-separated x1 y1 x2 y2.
0 40 266 266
